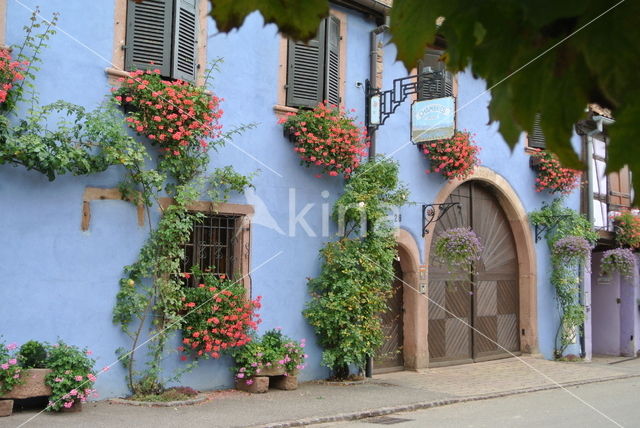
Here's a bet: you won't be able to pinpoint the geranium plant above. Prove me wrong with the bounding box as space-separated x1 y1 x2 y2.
0 48 27 109
0 338 23 395
422 130 480 180
530 148 581 194
231 329 306 385
279 101 368 178
612 211 640 249
433 227 483 273
45 341 97 411
113 69 223 182
601 248 636 279
179 269 262 360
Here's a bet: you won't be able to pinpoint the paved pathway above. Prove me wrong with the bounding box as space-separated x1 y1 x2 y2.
2 356 638 428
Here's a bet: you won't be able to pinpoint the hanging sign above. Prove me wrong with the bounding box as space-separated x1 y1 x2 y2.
411 96 455 143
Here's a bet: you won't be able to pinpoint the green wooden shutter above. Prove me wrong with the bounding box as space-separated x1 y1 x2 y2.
529 113 546 149
417 49 452 100
172 0 198 82
125 0 173 76
286 21 325 108
325 15 341 106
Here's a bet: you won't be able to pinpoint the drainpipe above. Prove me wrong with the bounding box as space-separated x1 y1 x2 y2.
364 21 389 379
367 21 388 162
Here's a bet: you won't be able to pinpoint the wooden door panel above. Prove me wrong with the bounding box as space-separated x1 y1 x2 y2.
429 181 520 365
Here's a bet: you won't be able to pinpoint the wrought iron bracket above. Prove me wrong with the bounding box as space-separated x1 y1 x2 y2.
534 215 571 243
365 71 447 129
422 202 461 237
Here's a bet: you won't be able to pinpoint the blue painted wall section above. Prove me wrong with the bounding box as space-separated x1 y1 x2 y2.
0 1 583 398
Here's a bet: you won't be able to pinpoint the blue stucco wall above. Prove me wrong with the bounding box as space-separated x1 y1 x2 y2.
0 1 582 399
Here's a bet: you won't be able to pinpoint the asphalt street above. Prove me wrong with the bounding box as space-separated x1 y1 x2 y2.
322 375 640 428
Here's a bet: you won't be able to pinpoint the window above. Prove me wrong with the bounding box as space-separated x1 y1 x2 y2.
286 16 342 108
124 0 199 82
417 49 453 101
181 214 242 287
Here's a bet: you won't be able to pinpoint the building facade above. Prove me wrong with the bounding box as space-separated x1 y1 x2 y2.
0 0 586 398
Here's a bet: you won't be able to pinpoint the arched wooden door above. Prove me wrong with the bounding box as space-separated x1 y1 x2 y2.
375 258 404 372
428 181 520 365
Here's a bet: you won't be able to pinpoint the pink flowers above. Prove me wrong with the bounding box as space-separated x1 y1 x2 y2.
8 358 16 365
281 102 368 178
530 148 581 194
0 363 9 370
75 375 83 381
113 69 223 159
6 343 17 351
422 131 480 181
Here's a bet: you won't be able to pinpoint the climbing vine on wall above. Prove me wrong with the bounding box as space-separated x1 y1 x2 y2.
529 199 597 358
303 157 409 379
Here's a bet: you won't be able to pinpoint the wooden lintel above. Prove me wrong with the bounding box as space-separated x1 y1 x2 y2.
81 187 145 231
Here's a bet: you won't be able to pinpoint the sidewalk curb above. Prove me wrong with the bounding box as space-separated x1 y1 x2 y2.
251 373 640 428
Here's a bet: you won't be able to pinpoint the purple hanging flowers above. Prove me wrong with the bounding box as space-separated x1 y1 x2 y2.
433 227 483 273
601 248 636 279
552 236 592 267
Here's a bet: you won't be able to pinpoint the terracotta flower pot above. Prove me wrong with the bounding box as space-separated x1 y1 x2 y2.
235 376 268 393
258 365 285 377
0 400 13 417
2 369 52 399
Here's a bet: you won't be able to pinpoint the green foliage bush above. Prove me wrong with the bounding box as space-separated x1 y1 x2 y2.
18 340 47 369
304 157 408 378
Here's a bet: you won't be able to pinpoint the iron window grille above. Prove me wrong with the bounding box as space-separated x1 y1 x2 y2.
181 214 240 287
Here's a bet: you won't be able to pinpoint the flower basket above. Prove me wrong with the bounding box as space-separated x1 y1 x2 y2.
422 130 480 181
600 248 635 279
279 102 368 178
529 148 581 194
433 227 483 274
612 212 640 249
1 368 52 399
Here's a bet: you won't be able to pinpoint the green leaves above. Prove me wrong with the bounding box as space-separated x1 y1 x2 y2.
210 0 328 41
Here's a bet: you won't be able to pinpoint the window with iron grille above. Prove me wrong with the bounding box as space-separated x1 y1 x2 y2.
181 214 241 287
417 49 453 101
286 16 341 108
124 0 198 82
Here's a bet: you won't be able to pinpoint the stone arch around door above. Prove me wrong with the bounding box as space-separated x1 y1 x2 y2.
423 167 538 365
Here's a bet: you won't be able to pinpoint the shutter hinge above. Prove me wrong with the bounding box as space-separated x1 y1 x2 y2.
121 44 128 50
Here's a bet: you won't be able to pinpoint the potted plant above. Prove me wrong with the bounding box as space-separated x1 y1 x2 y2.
279 101 368 178
529 148 581 194
1 340 51 408
231 329 306 393
600 248 636 280
433 227 483 276
44 341 97 412
178 268 262 361
0 339 23 416
612 211 640 249
421 130 480 181
552 236 592 267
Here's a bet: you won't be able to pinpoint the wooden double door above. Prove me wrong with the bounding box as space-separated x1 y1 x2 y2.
428 182 520 365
